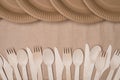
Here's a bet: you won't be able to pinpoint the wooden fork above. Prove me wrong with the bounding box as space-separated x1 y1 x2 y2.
33 46 43 80
94 52 106 80
63 48 72 80
6 48 22 80
106 50 120 80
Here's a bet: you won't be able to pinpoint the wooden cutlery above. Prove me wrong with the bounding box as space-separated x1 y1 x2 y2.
84 44 101 80
26 47 37 80
0 56 7 80
54 47 64 80
100 45 112 76
43 48 54 80
63 48 72 80
33 46 43 80
73 49 83 80
114 66 120 80
94 52 106 80
0 45 119 80
106 50 120 80
17 49 28 80
6 48 22 80
0 54 13 80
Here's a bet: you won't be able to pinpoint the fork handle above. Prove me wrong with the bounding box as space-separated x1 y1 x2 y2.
22 66 28 80
38 65 43 80
106 69 114 80
48 65 53 80
3 62 13 80
74 66 80 80
94 71 100 80
14 66 22 80
56 70 63 80
0 68 7 80
66 66 71 80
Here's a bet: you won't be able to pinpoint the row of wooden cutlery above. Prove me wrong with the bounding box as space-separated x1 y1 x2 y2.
0 44 120 80
84 44 120 80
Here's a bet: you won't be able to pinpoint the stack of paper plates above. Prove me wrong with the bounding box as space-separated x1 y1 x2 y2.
0 0 120 23
50 0 103 23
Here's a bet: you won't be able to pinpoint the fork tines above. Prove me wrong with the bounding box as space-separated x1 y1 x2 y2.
33 46 42 52
102 51 106 57
115 50 120 55
6 48 16 54
64 48 72 54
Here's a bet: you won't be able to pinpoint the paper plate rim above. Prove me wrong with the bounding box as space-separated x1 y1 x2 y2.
16 0 66 22
83 0 120 22
50 0 103 24
0 1 37 23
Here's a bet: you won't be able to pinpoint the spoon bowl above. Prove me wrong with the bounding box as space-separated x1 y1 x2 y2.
43 48 54 65
73 49 83 66
43 48 54 80
17 49 28 66
17 49 28 80
90 46 101 63
73 49 83 80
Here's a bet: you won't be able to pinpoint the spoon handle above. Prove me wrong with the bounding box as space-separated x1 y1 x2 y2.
38 66 43 80
0 68 7 80
106 69 114 80
14 66 22 80
74 66 79 80
48 65 53 80
66 66 71 80
22 66 28 80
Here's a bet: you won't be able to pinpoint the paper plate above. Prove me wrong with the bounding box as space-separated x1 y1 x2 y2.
50 0 103 23
0 0 37 23
16 0 66 22
83 0 120 22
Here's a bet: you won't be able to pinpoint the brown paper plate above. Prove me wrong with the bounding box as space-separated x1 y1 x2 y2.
0 0 37 23
50 0 103 23
16 0 66 22
83 0 120 22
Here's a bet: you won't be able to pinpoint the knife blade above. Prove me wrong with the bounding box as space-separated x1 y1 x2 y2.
54 47 64 80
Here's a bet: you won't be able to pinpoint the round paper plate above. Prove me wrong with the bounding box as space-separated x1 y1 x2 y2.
83 0 120 22
0 0 37 23
16 0 66 22
50 0 103 23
